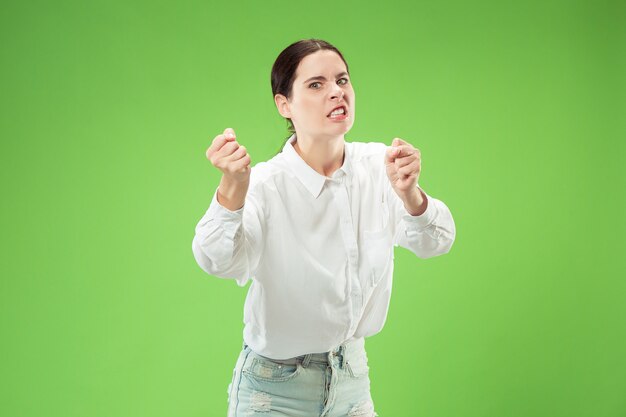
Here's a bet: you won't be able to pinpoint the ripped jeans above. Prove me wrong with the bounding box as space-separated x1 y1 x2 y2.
226 337 379 417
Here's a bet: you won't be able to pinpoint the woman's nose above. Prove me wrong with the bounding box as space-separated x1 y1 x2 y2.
331 87 344 99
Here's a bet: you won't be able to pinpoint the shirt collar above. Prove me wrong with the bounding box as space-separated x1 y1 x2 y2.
281 133 352 199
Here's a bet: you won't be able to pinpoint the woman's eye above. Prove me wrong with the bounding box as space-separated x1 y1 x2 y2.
309 78 350 89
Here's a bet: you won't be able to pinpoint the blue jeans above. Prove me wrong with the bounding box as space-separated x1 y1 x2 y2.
226 337 379 416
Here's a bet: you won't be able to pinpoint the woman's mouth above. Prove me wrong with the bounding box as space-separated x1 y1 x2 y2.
327 106 348 121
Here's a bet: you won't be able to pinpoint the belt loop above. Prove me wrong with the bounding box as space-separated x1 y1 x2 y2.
301 354 312 368
340 344 346 368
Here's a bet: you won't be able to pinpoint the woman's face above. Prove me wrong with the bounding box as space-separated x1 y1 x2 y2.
275 50 355 139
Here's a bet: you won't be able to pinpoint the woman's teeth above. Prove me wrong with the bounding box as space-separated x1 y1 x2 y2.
329 107 345 117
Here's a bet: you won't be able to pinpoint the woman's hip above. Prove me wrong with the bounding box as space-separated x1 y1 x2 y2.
226 337 377 416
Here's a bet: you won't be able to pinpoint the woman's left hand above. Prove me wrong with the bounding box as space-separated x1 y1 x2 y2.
385 138 421 196
384 138 428 216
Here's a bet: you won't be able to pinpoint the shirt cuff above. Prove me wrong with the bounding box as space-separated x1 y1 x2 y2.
204 188 245 239
401 186 438 228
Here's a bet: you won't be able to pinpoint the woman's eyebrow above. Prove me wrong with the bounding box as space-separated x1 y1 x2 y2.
303 72 349 84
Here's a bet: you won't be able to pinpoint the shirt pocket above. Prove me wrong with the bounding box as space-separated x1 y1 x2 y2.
242 353 303 382
362 219 393 287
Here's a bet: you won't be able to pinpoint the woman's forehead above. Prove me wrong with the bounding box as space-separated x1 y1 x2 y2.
296 51 347 81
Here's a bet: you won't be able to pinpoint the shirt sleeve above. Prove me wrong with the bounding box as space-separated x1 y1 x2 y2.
386 181 456 259
191 183 265 287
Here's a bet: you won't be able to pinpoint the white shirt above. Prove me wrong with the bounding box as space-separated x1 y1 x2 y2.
192 133 456 360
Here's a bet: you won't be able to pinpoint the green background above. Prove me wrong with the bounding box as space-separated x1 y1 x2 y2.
1 0 624 416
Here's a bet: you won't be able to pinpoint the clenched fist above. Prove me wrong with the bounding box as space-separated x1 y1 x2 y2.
384 137 428 216
206 127 251 183
385 137 421 194
206 127 251 211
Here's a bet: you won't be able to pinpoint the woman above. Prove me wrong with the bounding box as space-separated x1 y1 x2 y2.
192 39 456 417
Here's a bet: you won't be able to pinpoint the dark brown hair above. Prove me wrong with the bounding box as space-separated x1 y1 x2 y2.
271 39 350 154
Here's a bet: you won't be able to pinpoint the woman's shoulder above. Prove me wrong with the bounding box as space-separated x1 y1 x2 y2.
249 160 280 187
347 140 388 162
248 154 293 194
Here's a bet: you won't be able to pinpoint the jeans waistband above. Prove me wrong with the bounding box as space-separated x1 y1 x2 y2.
242 337 365 368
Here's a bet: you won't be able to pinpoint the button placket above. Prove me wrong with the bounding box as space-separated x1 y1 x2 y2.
330 180 362 326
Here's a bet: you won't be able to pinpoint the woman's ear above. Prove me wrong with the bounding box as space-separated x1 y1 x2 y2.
274 94 292 119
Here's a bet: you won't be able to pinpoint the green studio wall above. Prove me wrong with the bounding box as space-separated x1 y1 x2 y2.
1 0 624 416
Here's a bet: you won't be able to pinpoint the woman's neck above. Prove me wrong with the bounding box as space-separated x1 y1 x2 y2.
293 133 345 178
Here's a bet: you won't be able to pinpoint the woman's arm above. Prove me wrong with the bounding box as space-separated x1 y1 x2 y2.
387 183 456 259
381 138 456 259
216 173 248 211
192 177 266 287
193 127 264 286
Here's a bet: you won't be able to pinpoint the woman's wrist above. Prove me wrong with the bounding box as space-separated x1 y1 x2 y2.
217 175 249 211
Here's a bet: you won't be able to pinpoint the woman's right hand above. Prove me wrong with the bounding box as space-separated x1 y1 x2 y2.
206 128 251 211
206 127 251 184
